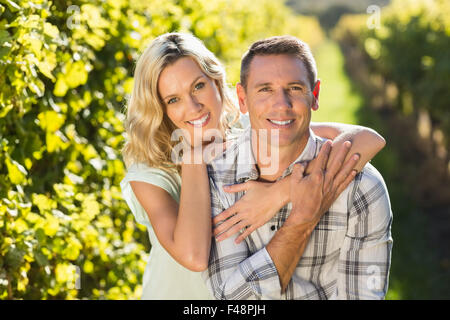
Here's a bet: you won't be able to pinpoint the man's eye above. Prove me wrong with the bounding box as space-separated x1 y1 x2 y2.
291 86 304 92
167 97 178 104
259 87 271 92
194 82 205 90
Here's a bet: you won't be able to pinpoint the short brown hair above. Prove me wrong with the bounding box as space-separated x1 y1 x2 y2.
240 35 318 90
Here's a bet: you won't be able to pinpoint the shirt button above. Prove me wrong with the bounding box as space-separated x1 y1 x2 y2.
271 225 276 231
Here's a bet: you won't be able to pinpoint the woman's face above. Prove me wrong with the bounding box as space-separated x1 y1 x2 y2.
158 56 223 146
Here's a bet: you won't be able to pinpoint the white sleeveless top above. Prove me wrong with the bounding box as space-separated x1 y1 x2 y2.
120 163 214 300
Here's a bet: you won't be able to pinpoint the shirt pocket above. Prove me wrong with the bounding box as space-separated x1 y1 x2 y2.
311 210 348 253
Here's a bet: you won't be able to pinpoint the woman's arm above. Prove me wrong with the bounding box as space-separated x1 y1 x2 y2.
310 122 386 172
130 159 211 272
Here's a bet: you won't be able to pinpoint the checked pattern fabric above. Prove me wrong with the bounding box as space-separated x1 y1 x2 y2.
202 127 393 300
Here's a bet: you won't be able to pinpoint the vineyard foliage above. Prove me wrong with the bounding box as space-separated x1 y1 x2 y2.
334 0 450 151
0 0 324 299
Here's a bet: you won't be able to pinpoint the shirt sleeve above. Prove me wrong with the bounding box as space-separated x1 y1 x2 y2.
202 178 282 300
336 166 393 300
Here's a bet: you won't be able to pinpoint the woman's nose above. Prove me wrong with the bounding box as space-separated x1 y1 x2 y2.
187 94 202 112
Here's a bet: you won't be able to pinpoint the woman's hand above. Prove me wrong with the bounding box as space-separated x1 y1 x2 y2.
182 137 233 165
213 179 284 244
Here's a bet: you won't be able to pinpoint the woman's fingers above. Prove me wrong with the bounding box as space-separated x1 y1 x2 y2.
291 163 305 183
307 140 332 174
222 181 251 193
213 205 237 225
234 225 257 244
323 141 351 192
335 169 358 196
215 220 248 242
317 140 332 172
332 153 360 190
213 211 241 236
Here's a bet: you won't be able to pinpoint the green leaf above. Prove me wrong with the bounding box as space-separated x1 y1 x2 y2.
43 22 59 39
5 157 27 185
6 246 25 269
0 104 13 118
28 78 45 97
4 0 21 12
46 131 62 153
37 110 65 132
32 194 56 212
35 228 46 243
42 215 59 236
37 51 56 81
53 77 68 96
0 29 11 43
34 249 49 267
62 237 82 260
65 60 88 88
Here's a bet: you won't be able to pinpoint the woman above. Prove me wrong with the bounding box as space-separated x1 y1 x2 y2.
120 32 386 300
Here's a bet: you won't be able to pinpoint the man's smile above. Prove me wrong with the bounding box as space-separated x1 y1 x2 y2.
266 118 295 127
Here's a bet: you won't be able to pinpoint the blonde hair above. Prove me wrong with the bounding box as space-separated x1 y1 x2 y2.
122 33 239 175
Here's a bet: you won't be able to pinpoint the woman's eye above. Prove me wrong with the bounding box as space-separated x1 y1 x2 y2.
167 97 178 105
194 82 205 90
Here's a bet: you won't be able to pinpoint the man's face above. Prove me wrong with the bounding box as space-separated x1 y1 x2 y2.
237 54 316 150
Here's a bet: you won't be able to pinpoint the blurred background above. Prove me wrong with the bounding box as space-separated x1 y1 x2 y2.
0 0 448 299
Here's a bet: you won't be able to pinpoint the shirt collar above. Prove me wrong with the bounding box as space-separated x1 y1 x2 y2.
234 126 323 183
280 129 323 180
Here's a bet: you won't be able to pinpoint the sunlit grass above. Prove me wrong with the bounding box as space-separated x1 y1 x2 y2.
311 40 362 125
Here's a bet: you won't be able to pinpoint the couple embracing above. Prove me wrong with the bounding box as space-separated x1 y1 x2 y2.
120 33 393 300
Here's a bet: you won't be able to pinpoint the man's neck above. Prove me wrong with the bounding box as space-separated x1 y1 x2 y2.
252 129 310 182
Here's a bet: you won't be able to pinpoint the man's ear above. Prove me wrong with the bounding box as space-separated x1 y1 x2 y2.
236 83 248 114
311 80 320 111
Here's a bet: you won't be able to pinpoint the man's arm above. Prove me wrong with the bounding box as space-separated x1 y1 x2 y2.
336 165 393 299
203 178 283 300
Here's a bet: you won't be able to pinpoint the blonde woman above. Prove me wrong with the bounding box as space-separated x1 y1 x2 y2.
120 33 386 300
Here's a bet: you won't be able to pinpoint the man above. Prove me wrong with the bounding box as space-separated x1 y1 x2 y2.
202 35 393 300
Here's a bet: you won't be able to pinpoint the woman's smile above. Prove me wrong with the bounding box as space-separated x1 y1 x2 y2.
185 112 211 127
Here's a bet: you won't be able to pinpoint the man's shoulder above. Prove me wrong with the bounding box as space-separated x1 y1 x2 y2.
356 163 388 193
348 162 391 215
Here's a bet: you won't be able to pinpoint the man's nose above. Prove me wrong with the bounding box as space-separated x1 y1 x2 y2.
272 89 292 109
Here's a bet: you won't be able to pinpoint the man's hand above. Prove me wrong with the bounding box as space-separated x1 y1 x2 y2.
289 140 331 227
300 140 360 220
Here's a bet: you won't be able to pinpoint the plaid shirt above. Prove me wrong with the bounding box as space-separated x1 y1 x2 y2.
202 126 393 300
